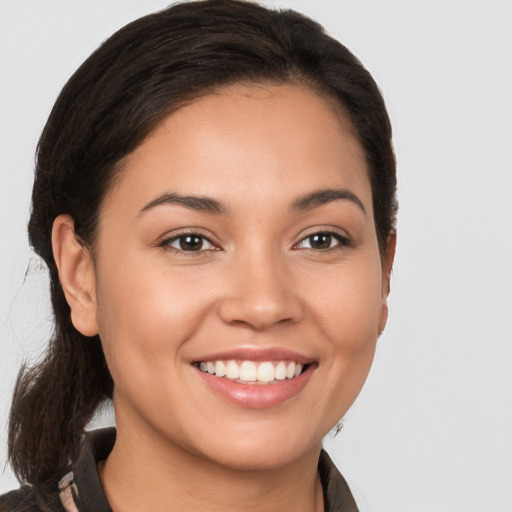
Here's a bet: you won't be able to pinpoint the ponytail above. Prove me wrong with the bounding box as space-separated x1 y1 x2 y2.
8 284 112 485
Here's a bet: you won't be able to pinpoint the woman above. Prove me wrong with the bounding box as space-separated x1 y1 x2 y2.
1 0 396 510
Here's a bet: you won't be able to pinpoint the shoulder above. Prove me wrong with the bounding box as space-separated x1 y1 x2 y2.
0 428 116 512
318 449 359 512
0 486 36 512
0 485 63 512
1 428 115 512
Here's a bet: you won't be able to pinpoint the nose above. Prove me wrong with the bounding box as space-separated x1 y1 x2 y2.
217 251 303 331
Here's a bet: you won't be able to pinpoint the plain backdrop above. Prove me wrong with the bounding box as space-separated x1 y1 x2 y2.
1 1 511 511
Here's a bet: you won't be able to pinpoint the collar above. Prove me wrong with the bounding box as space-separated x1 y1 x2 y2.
65 428 358 512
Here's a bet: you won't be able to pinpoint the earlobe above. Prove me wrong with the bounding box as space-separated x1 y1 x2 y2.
378 303 388 337
52 214 99 336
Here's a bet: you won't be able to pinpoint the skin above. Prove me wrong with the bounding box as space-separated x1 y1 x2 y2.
53 84 395 512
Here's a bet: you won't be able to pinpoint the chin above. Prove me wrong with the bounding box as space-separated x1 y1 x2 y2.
187 421 325 472
207 443 315 472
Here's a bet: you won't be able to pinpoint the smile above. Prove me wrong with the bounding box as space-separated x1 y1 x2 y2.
193 349 316 408
197 360 305 384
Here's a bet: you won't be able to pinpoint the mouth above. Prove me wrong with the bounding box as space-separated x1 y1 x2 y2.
194 359 309 385
192 350 316 409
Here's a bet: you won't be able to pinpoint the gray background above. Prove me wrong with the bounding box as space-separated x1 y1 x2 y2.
1 1 511 510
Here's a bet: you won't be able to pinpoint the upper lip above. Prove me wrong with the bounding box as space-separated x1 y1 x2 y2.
192 347 315 365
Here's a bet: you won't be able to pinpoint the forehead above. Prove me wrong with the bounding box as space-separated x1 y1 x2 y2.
103 84 372 216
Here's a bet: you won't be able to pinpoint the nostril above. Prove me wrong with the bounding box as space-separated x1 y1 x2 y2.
217 294 303 330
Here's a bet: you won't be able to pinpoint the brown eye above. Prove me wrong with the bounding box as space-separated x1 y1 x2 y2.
161 233 216 252
309 233 333 250
179 235 204 251
296 231 350 251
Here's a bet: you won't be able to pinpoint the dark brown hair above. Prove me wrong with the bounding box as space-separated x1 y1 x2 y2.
8 0 397 488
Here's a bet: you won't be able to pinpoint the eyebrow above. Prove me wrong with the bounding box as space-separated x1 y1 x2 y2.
138 188 366 218
290 188 367 216
139 192 228 216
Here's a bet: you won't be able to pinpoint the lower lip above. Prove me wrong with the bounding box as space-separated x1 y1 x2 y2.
195 365 315 409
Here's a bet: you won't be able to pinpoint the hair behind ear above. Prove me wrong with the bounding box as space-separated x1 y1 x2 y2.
8 283 113 485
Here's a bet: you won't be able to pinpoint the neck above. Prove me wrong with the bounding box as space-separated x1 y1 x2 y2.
100 420 324 512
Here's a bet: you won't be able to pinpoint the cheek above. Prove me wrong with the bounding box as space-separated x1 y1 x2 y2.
308 257 384 347
306 255 383 413
94 260 214 376
310 271 382 426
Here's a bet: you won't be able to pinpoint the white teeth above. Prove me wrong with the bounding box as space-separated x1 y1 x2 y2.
275 361 287 380
226 360 240 379
215 360 226 377
239 361 257 382
257 362 274 382
198 359 307 383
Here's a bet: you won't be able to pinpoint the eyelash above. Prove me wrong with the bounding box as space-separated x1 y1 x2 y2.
293 231 351 251
158 230 351 254
158 232 219 254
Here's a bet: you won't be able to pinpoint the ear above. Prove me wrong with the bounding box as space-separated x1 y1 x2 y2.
52 214 99 336
378 231 397 336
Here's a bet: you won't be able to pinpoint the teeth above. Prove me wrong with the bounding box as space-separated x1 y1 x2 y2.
240 361 257 381
198 359 306 383
257 361 274 382
215 360 226 377
226 360 240 379
275 361 287 380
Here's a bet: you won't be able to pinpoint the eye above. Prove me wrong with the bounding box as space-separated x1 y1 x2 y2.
295 231 350 251
160 233 217 252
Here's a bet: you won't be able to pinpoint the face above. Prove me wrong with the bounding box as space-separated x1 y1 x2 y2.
88 84 390 470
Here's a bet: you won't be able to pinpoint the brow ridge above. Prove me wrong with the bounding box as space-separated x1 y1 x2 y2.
139 192 228 216
290 188 366 215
